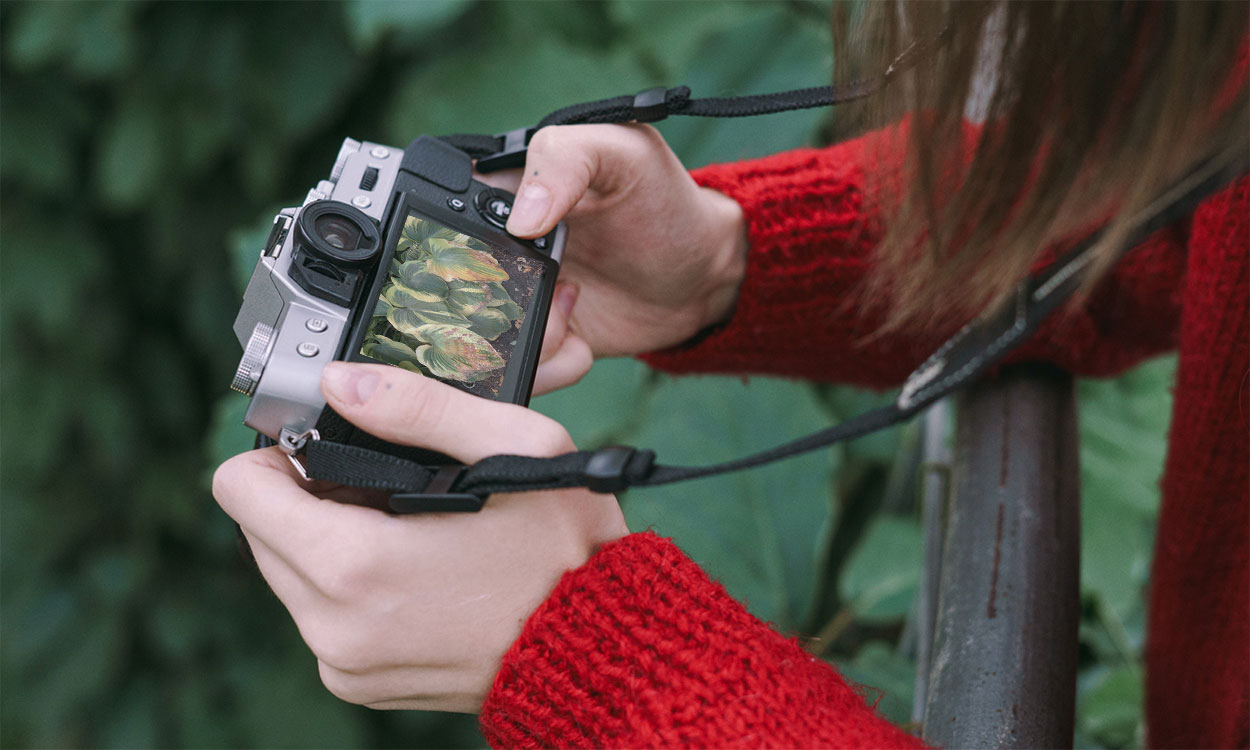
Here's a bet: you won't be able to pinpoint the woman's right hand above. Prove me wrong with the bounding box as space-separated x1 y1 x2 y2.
484 124 749 394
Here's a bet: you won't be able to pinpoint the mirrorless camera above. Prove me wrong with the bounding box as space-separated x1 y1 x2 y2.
230 136 564 455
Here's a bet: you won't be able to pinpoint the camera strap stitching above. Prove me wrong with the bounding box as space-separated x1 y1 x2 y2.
297 142 1247 509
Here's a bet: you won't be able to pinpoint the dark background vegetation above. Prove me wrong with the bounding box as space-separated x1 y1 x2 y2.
1 2 1170 747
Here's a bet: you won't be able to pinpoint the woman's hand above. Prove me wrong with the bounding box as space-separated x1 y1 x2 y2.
211 362 629 713
479 124 749 394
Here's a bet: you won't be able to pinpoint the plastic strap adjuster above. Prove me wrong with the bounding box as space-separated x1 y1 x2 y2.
585 446 645 494
387 465 485 514
632 87 669 123
476 127 536 173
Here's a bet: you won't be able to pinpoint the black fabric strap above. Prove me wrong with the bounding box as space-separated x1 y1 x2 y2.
446 83 883 173
299 144 1247 508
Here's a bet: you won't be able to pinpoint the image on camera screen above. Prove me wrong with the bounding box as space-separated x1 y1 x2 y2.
361 213 542 397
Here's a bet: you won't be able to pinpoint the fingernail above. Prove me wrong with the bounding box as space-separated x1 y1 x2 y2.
507 183 551 236
322 362 379 406
556 283 578 319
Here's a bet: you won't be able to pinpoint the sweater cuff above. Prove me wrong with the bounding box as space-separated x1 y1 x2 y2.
479 532 924 749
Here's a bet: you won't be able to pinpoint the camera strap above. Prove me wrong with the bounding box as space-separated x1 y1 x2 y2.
442 30 944 174
295 144 1247 513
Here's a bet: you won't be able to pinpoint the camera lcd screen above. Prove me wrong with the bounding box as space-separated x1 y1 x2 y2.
361 212 543 397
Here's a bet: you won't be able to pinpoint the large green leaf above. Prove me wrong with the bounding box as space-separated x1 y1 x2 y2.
445 282 490 316
1078 357 1175 621
466 308 512 341
421 239 509 283
837 641 917 725
609 0 773 78
656 6 832 167
839 515 922 623
531 357 653 448
412 324 506 383
387 299 470 333
361 334 419 368
396 264 449 301
385 34 650 145
1076 666 1144 749
620 375 839 629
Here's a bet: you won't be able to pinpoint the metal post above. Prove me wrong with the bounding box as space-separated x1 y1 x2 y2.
922 365 1081 748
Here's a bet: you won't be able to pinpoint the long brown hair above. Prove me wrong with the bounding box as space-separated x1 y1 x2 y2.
835 1 1248 331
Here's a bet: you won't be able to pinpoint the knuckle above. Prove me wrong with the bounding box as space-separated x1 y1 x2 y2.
311 558 374 605
318 660 367 704
531 420 575 457
526 125 564 160
211 452 261 508
306 621 377 675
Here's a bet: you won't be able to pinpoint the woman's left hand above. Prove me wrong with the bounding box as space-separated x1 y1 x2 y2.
212 362 629 713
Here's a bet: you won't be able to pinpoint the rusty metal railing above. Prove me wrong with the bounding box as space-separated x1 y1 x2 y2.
920 364 1082 748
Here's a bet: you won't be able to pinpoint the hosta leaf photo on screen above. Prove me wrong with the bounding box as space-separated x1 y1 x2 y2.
362 214 533 394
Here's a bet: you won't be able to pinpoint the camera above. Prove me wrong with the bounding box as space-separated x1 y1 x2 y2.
230 136 564 454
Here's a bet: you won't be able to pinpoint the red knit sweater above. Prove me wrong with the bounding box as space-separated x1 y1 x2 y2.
478 124 1249 749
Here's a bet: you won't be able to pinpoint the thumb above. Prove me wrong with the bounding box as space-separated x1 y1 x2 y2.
504 123 651 238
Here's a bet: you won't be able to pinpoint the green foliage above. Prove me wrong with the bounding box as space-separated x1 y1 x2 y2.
0 1 1174 747
840 516 922 623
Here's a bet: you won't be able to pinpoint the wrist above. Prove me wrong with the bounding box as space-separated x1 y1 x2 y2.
696 186 750 331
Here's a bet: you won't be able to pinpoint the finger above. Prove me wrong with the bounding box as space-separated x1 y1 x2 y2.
241 527 319 611
539 282 578 365
213 448 392 563
505 123 661 238
320 362 574 461
538 290 568 365
472 166 522 193
532 334 593 396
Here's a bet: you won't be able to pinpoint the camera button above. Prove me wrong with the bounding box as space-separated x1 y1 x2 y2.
447 197 466 212
475 189 513 228
532 235 548 250
305 318 329 334
297 342 320 358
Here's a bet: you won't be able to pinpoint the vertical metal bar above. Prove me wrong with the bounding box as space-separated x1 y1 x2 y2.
913 399 951 723
922 365 1081 748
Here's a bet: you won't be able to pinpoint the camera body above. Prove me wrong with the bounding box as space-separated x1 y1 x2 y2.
231 136 564 451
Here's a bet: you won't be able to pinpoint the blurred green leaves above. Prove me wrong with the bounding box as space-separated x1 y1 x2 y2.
345 0 471 52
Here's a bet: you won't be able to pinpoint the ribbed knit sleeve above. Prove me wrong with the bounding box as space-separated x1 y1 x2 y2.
641 122 1190 388
479 532 926 749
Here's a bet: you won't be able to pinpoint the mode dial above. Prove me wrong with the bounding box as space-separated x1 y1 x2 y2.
230 322 276 395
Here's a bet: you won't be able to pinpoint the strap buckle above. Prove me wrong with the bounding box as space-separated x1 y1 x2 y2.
632 87 669 123
584 446 647 494
476 127 537 173
387 465 486 514
278 427 319 481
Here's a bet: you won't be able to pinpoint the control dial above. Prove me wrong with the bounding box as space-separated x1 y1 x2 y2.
230 322 276 395
329 138 361 183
